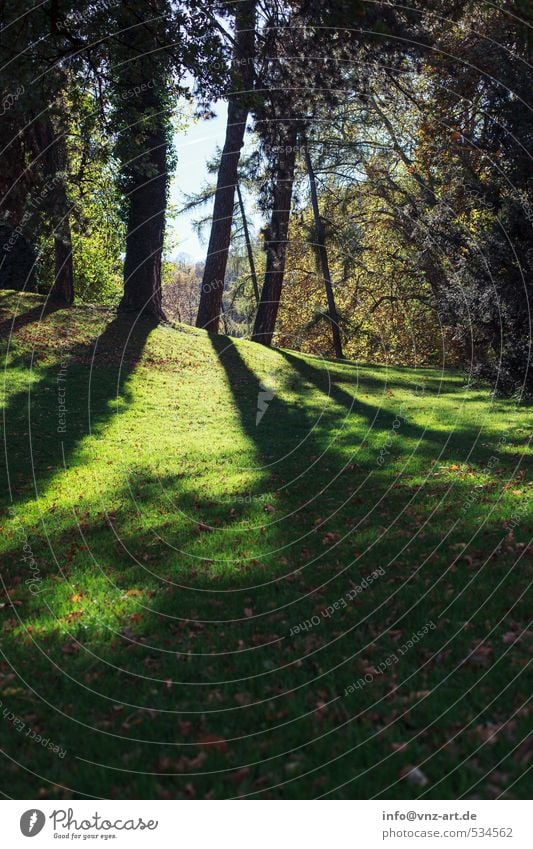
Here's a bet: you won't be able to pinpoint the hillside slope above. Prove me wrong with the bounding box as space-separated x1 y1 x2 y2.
0 291 531 799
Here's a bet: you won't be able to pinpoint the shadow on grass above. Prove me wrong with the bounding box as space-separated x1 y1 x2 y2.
0 326 530 800
277 350 527 469
209 334 315 470
0 300 62 339
1 313 156 506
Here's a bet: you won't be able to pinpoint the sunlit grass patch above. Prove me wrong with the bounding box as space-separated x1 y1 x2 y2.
0 292 531 800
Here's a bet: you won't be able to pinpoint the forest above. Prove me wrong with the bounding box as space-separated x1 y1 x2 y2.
0 0 531 807
1 0 532 392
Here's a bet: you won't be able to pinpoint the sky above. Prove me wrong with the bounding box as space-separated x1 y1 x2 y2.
168 101 263 263
168 102 228 261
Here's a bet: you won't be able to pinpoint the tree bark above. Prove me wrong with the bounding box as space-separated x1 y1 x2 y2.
196 0 256 332
118 122 167 321
252 124 297 346
303 142 343 358
0 124 36 291
30 118 74 305
52 215 74 305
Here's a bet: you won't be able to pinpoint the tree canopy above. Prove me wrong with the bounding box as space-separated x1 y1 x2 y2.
0 0 531 394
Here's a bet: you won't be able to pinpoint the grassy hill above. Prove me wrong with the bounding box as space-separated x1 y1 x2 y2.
0 290 531 799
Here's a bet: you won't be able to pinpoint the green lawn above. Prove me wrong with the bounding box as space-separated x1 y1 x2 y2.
0 290 531 800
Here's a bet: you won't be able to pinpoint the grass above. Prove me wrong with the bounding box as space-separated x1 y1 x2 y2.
0 289 531 800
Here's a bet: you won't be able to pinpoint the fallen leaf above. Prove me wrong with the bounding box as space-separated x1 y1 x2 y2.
199 734 228 753
322 532 340 545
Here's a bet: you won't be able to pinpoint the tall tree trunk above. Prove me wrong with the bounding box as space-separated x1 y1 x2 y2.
52 213 74 305
303 142 343 358
118 119 167 321
0 125 36 292
196 0 255 332
252 124 297 346
0 226 36 293
237 182 259 304
30 118 74 305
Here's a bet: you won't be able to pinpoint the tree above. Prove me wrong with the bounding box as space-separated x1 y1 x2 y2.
106 1 225 322
0 0 121 303
416 4 533 395
196 0 256 332
28 114 74 305
302 139 343 358
250 0 430 347
180 148 261 312
236 181 259 305
357 4 533 394
251 122 299 345
0 2 87 302
108 2 176 321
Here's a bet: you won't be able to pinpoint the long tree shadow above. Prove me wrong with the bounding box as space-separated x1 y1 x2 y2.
0 299 62 339
209 334 314 469
206 334 369 524
277 349 527 469
1 312 157 509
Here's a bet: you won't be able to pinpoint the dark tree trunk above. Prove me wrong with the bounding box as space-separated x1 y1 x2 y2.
0 127 36 291
50 134 74 306
52 215 74 305
252 124 297 346
196 0 256 332
303 142 343 358
30 118 74 305
118 122 167 322
0 225 36 292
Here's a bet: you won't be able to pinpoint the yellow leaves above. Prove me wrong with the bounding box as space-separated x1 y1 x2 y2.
2 687 26 697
